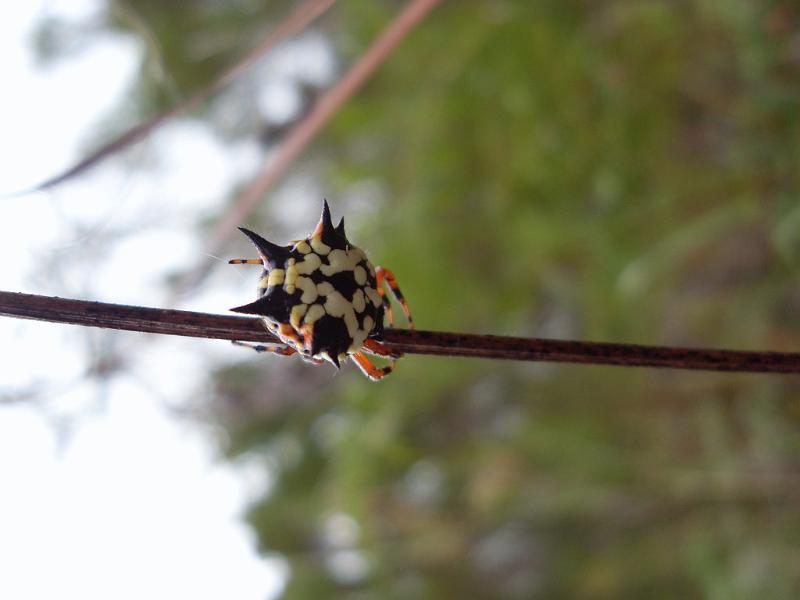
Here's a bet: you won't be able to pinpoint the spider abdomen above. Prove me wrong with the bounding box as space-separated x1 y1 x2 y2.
232 205 383 366
230 200 412 380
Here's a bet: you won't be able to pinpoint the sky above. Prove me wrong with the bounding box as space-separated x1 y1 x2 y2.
0 2 332 598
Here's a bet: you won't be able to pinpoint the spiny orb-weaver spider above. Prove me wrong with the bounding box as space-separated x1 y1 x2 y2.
229 200 414 381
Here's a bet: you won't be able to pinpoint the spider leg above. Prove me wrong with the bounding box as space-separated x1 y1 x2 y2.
266 321 320 365
232 340 296 356
299 354 326 366
363 338 402 360
375 266 414 329
228 258 264 265
351 351 394 381
299 322 315 354
275 322 305 349
373 271 394 325
381 294 394 326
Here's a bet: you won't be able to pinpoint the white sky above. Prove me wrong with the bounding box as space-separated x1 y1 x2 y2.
0 2 329 598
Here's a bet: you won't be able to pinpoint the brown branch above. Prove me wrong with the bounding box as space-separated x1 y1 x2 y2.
2 291 799 374
9 0 335 195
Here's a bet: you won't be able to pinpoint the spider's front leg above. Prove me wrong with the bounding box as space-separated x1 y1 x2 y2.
350 351 395 381
348 338 402 381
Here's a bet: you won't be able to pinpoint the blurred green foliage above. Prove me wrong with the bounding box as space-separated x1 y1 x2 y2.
63 0 800 597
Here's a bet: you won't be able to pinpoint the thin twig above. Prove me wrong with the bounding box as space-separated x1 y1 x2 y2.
171 0 445 299
2 291 799 374
8 0 335 196
208 0 445 250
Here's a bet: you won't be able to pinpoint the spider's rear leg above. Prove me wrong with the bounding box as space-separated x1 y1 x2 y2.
351 351 394 381
232 340 296 356
228 258 264 265
376 266 414 329
233 340 324 365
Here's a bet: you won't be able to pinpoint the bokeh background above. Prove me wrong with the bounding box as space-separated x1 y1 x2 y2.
3 1 800 598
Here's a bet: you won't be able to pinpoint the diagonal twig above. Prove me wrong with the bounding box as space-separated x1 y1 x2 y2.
8 0 336 196
2 291 799 374
207 0 445 252
170 0 446 300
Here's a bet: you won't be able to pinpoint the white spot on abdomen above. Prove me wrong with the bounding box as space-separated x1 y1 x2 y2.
290 304 308 330
304 304 326 325
285 259 298 293
295 252 321 275
323 291 358 337
354 266 367 285
310 235 331 255
317 281 334 296
352 289 366 313
295 276 318 303
267 269 285 287
320 248 362 276
294 240 311 254
362 315 374 332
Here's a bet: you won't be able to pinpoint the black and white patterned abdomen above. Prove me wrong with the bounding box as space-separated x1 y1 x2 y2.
230 203 386 367
255 239 385 360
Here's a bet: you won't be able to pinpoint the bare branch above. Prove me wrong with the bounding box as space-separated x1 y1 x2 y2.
8 0 335 195
2 291 799 374
207 0 446 252
169 0 446 299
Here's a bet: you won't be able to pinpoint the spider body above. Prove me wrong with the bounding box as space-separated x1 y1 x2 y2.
230 201 413 380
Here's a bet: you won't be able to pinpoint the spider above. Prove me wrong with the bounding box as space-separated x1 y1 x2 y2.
229 200 414 380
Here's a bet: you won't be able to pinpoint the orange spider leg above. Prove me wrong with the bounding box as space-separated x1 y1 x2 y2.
376 266 414 329
351 351 394 381
380 289 395 325
374 270 394 326
359 338 401 377
276 323 305 348
299 322 315 354
363 338 402 359
229 258 264 265
279 322 326 365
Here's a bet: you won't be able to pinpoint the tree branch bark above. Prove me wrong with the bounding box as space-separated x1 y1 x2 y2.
2 291 799 374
